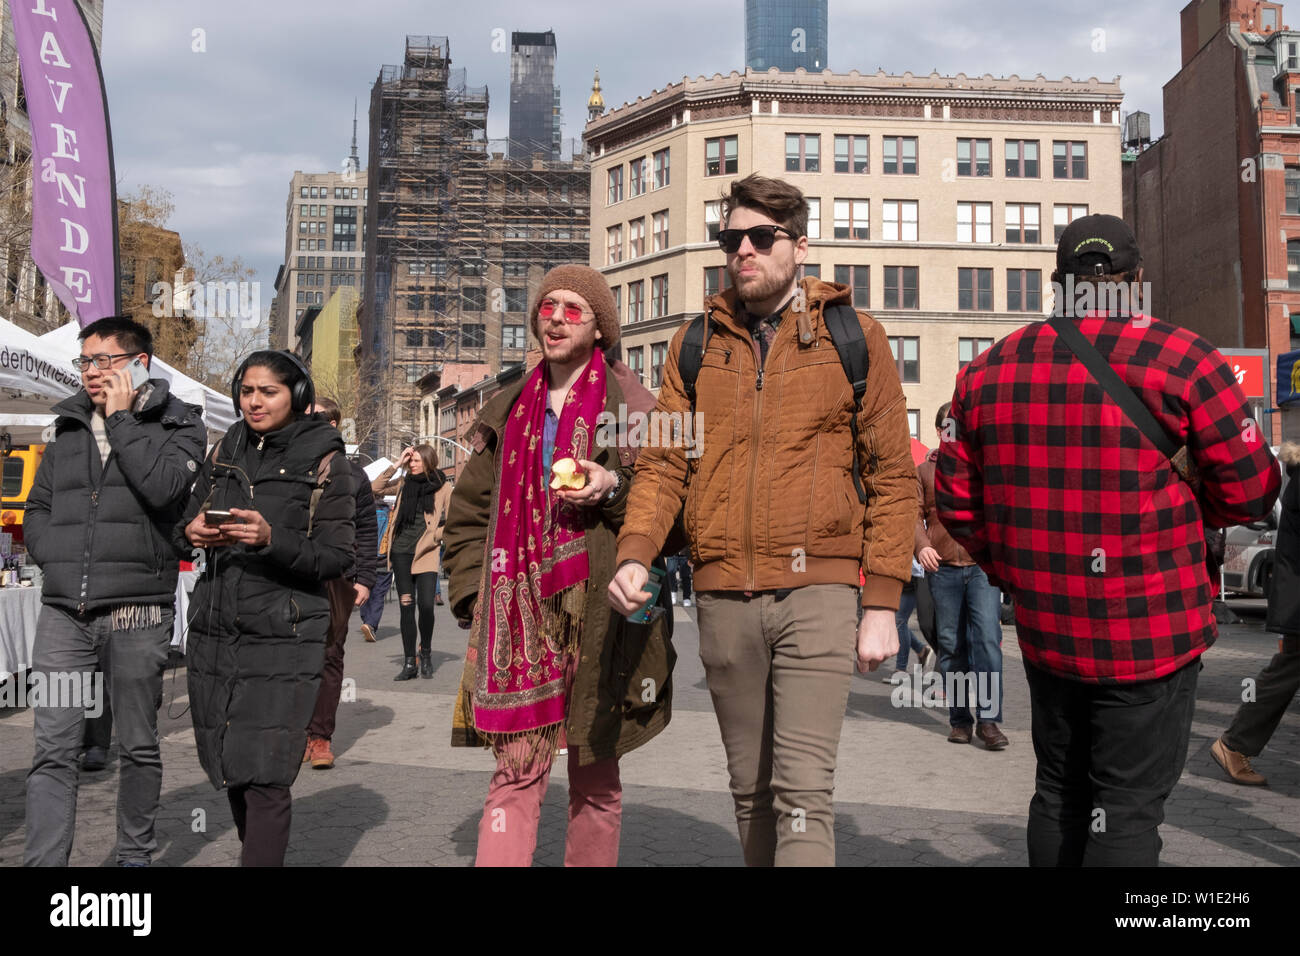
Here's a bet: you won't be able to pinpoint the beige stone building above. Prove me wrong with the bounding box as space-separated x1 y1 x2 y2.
584 68 1125 441
270 167 366 353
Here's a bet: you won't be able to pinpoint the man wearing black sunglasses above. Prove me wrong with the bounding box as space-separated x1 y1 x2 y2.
23 315 206 866
610 173 916 866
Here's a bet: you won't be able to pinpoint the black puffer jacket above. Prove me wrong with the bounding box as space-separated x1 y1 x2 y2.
178 416 355 790
24 380 206 612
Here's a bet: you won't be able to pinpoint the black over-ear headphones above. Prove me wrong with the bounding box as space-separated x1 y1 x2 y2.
231 350 316 416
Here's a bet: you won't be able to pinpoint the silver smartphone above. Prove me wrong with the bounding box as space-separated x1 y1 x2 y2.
127 356 149 390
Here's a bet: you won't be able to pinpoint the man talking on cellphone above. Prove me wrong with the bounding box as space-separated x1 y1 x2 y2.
23 316 206 866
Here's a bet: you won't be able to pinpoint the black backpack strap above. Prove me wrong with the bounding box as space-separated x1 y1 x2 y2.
823 303 871 504
677 313 713 412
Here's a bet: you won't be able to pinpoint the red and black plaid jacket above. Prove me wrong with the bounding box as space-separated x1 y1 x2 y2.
935 312 1280 684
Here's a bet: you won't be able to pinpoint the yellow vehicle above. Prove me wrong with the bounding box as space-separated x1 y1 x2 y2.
1 445 45 543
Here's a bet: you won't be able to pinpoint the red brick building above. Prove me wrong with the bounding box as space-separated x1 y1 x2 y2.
1124 0 1298 440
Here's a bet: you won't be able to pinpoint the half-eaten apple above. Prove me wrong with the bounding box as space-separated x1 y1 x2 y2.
550 457 587 491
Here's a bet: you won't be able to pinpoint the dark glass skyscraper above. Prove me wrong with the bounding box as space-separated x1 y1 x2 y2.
509 31 560 160
745 0 828 72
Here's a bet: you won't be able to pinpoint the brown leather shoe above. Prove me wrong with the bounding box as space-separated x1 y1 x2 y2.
947 725 972 744
307 737 335 770
1211 737 1266 786
361 623 376 643
976 722 1009 751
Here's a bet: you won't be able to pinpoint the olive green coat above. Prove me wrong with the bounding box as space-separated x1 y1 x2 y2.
443 357 675 766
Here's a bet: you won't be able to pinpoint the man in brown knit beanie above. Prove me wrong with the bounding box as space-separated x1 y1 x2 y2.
443 264 673 867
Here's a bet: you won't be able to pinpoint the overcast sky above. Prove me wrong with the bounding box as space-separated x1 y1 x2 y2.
98 0 1184 312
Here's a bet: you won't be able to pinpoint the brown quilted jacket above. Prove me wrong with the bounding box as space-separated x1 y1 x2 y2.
616 278 917 609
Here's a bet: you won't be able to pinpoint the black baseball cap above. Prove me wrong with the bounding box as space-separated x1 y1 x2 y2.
1056 214 1142 276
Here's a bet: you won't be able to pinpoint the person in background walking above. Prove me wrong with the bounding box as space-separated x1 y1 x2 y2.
885 558 936 683
666 548 693 607
1212 443 1299 786
358 498 393 643
372 445 452 680
303 397 378 770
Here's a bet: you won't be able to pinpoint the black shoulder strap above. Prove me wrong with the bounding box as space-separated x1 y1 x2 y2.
823 303 871 504
678 313 713 411
1046 314 1180 460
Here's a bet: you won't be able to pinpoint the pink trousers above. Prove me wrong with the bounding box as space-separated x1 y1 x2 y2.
474 739 622 867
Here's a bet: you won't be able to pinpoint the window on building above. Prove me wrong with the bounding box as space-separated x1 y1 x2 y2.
462 287 487 311
297 255 306 269
503 261 529 277
958 268 994 311
834 199 869 240
1290 240 1300 289
653 148 670 188
461 324 486 349
705 200 721 241
883 266 919 309
889 336 920 383
627 279 644 322
296 290 306 303
785 133 820 172
1006 140 1040 177
883 136 917 174
801 263 821 279
652 210 669 252
630 157 647 197
503 326 526 350
834 134 869 174
1007 269 1042 312
805 197 821 239
1053 204 1089 241
957 138 992 177
907 409 920 440
611 285 621 320
882 200 918 241
1053 141 1088 179
607 224 623 265
704 266 727 298
300 186 308 198
628 218 645 258
1006 203 1041 243
834 265 869 308
607 165 623 204
650 342 669 387
504 287 528 312
405 329 422 347
1288 168 1300 214
626 345 645 383
651 274 669 318
958 337 995 368
706 136 738 176
957 202 993 243
298 239 306 250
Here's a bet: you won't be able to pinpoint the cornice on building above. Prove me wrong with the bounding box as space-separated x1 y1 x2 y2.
585 67 1126 149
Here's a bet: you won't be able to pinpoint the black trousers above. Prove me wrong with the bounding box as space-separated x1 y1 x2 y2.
1223 634 1300 757
1023 658 1199 867
227 784 292 867
391 550 436 657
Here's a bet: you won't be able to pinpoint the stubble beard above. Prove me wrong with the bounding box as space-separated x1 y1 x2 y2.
731 260 797 309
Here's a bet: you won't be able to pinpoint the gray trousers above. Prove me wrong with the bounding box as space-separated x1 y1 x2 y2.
25 604 173 866
1223 634 1300 758
695 584 859 867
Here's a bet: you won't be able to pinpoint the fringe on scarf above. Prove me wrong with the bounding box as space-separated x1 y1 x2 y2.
476 582 587 772
109 603 165 632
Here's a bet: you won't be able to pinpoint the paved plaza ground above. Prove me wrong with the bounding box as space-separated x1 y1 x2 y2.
1 595 1296 867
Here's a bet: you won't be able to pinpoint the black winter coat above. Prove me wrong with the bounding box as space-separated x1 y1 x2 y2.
24 381 206 612
1267 444 1300 635
178 416 355 790
346 458 378 589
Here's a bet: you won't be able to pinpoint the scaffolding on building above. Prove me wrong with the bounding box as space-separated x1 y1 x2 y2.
360 35 590 457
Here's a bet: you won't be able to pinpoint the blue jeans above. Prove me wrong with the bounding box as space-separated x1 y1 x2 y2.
894 585 927 669
928 564 1003 726
360 568 392 630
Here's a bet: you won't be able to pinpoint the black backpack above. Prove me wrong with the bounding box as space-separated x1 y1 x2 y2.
677 302 871 503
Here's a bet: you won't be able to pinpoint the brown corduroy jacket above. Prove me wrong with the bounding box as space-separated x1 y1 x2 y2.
616 278 917 609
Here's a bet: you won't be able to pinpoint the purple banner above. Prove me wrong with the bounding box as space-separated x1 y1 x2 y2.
9 0 119 326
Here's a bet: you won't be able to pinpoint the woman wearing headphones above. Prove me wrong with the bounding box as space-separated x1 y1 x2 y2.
178 350 355 867
372 444 452 680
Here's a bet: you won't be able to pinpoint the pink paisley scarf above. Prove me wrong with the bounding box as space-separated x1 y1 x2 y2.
470 350 606 742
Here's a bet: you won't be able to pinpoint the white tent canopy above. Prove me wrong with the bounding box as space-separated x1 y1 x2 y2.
0 316 84 444
39 321 236 435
